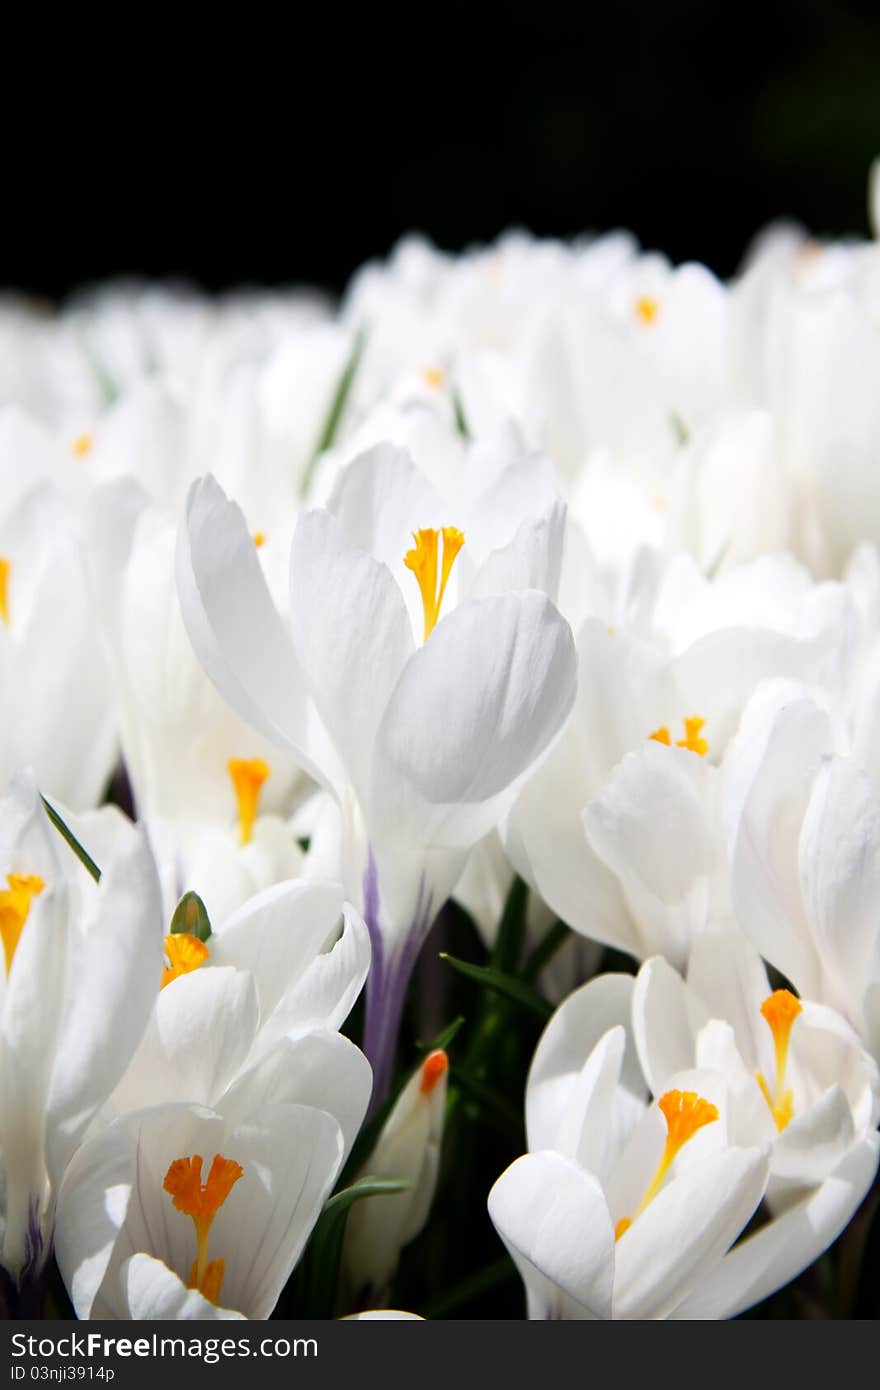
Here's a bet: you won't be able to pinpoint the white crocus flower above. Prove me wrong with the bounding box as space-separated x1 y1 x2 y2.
0 484 116 810
54 1090 347 1320
177 443 576 1102
505 551 854 969
87 479 304 924
0 771 163 1313
631 929 880 1316
342 1049 449 1307
725 684 880 1061
488 975 768 1319
112 878 371 1152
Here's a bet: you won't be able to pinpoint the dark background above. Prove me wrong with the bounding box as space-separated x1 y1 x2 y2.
5 0 880 302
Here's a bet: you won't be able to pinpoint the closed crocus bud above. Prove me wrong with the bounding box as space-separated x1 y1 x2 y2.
342 1050 449 1309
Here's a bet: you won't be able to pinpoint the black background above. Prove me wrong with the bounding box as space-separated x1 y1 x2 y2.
5 0 880 301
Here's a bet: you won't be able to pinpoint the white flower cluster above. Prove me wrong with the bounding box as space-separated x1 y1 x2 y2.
1 160 879 1321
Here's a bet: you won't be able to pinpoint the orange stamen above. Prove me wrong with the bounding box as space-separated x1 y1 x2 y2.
404 526 465 640
164 1153 243 1303
0 873 45 975
615 1090 719 1239
227 758 270 846
755 989 802 1132
161 933 209 989
0 558 10 626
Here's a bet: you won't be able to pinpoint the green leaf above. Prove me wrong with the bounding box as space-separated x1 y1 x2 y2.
439 953 553 1021
522 918 572 983
301 328 366 498
169 890 212 942
490 876 528 974
296 1174 413 1317
419 1015 466 1055
322 1175 413 1217
41 797 101 883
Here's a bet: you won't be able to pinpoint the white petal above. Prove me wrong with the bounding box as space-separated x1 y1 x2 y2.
176 475 335 790
488 1151 614 1320
47 823 164 1183
114 968 259 1112
121 1253 246 1320
54 1121 132 1320
798 756 880 1021
632 956 704 1097
526 974 645 1167
613 1146 768 1319
370 591 577 850
219 1032 372 1162
672 1134 880 1319
289 508 414 802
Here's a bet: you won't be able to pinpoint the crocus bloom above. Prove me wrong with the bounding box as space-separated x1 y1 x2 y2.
0 771 163 1314
177 443 576 1101
489 977 768 1318
55 1091 347 1320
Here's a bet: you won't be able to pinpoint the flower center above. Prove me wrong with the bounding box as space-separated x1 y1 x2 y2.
252 531 266 548
0 558 11 627
635 295 659 326
163 1153 243 1304
649 716 709 756
227 758 270 846
404 527 465 641
71 433 93 458
161 933 209 990
755 989 802 1132
0 873 45 975
614 1089 719 1240
422 366 445 389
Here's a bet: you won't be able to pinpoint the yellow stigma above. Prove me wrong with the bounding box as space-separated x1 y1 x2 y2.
0 874 45 976
755 989 802 1132
0 558 9 626
161 932 209 990
677 716 708 756
71 432 93 458
227 758 270 846
404 526 465 641
615 1089 719 1239
422 366 445 390
635 295 659 326
252 531 266 548
648 716 708 756
164 1153 243 1304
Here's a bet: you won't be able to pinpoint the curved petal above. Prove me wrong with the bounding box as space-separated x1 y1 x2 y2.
632 956 703 1097
526 974 645 1165
488 1151 614 1320
176 475 335 790
211 879 347 1022
47 822 164 1183
54 1121 133 1320
672 1134 880 1319
728 695 832 998
370 591 577 850
613 1146 768 1319
219 1033 372 1162
113 968 260 1112
289 508 414 803
121 1253 246 1320
798 756 880 1021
